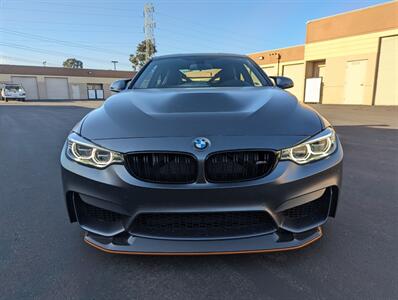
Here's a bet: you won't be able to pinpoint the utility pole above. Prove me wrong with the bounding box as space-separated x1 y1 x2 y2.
143 3 155 63
111 60 118 70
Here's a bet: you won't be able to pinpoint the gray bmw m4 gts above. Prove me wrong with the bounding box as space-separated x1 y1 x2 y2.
60 54 343 255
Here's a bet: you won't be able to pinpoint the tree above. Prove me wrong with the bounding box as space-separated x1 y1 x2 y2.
63 58 83 69
129 40 156 70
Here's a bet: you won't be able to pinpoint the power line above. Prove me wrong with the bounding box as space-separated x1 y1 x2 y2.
156 14 266 49
0 27 217 52
157 11 261 40
0 28 130 57
1 9 265 52
1 23 222 52
1 6 265 49
0 27 218 62
0 42 131 67
0 19 143 31
0 7 141 19
0 55 57 66
0 3 269 60
1 24 248 54
156 27 239 51
5 1 137 12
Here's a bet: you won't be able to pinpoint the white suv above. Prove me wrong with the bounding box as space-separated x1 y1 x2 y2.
1 84 27 102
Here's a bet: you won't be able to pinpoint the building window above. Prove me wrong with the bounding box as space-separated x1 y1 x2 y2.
87 83 104 99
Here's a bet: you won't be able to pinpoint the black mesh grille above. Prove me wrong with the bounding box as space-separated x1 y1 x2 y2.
279 189 331 231
125 152 198 183
78 199 122 222
130 211 276 239
282 201 320 219
281 190 330 221
205 151 277 182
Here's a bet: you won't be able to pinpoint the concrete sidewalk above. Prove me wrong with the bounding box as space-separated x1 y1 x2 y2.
310 104 398 129
0 99 104 109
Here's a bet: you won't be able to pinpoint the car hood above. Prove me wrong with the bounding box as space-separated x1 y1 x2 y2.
80 87 323 141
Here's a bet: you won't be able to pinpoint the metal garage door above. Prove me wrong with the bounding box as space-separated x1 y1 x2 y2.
71 84 81 100
375 35 398 106
344 60 368 105
11 76 39 100
282 63 304 101
45 77 69 100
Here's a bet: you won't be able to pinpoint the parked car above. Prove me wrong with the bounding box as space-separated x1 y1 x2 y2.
1 84 26 102
61 54 343 255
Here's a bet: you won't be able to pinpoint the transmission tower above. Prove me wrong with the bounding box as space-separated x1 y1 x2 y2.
143 3 156 63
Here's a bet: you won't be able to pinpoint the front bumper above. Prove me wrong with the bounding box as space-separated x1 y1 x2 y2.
2 95 25 99
61 139 343 255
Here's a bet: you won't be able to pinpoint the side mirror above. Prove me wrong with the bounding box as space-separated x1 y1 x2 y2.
110 79 130 93
269 76 294 89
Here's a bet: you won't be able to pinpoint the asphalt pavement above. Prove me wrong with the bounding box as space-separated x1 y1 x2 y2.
0 102 397 299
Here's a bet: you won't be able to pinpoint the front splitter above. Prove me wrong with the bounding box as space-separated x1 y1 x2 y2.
84 227 322 255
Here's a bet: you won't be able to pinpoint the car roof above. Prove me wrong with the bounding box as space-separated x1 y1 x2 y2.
152 53 248 60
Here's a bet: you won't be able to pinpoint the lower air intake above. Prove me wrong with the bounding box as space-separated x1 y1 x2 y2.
78 198 123 223
130 211 277 239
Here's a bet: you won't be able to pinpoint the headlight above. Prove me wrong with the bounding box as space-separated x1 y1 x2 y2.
66 132 123 168
280 127 337 164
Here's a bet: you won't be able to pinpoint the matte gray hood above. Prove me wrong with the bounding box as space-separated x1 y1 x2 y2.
80 87 322 140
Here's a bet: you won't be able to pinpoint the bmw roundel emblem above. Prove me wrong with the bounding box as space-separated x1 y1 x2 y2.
193 137 210 150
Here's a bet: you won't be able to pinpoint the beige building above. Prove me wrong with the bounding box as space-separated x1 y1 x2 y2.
0 65 135 100
249 1 398 106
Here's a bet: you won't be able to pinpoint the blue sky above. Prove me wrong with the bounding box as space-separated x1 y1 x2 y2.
0 0 390 70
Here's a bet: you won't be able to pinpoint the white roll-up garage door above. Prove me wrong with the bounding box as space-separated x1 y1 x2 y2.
261 66 276 76
282 63 305 101
375 35 398 106
45 77 69 100
11 76 39 100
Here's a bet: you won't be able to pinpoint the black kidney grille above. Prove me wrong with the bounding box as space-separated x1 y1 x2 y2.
125 152 198 183
130 211 276 239
205 151 277 182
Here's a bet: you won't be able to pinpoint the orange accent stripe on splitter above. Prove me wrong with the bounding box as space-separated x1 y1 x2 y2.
84 227 323 256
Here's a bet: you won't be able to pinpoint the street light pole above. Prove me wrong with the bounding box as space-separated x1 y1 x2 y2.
269 52 281 76
111 60 118 70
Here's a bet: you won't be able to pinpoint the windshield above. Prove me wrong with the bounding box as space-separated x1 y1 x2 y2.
5 86 23 93
133 56 269 89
